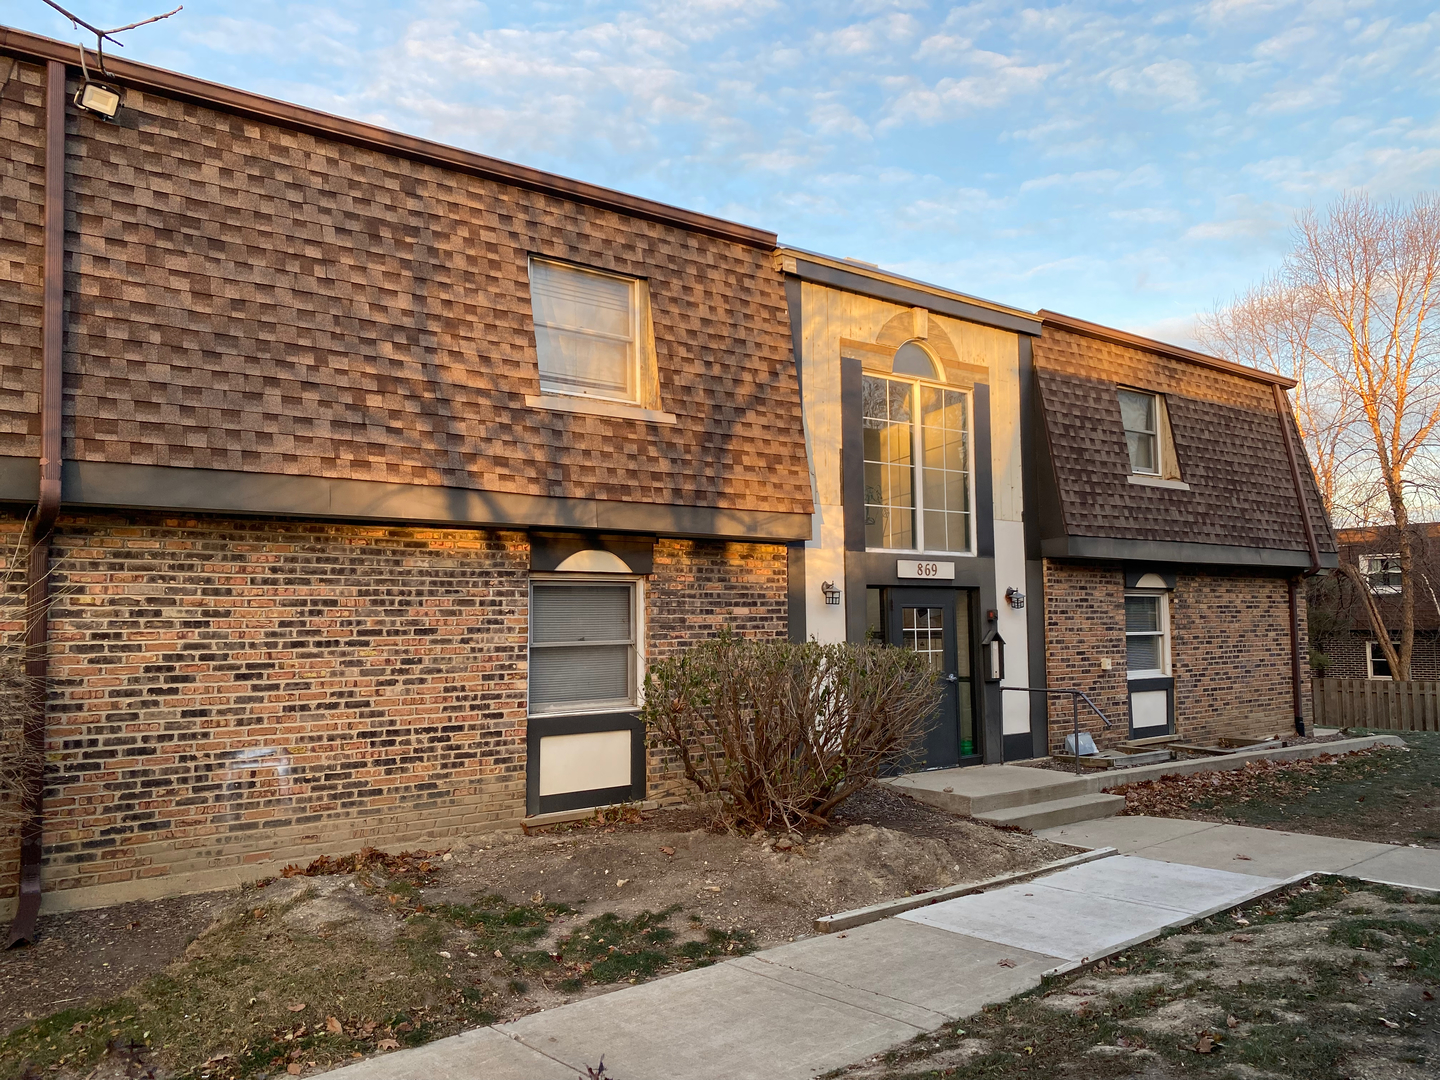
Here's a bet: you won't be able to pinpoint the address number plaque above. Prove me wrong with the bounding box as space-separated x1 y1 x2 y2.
896 559 956 581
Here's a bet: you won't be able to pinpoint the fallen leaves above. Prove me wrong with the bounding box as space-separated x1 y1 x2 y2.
325 1016 343 1034
997 958 1017 968
281 846 448 883
376 1039 400 1051
1179 1030 1222 1054
286 1003 307 1013
1229 934 1254 944
659 846 675 857
1379 1016 1401 1029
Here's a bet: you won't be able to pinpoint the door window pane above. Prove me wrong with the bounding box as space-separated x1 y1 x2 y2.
901 606 944 673
863 375 915 549
530 583 637 712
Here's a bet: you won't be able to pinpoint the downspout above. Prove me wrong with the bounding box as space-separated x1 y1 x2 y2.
1273 383 1321 738
8 59 65 948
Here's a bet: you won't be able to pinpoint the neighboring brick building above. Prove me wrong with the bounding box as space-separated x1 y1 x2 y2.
0 27 809 916
1312 524 1440 679
1032 313 1337 752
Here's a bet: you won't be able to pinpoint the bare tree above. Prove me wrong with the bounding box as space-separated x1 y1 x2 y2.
1204 193 1440 679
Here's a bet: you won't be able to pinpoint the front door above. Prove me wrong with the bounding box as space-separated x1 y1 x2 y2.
884 588 979 769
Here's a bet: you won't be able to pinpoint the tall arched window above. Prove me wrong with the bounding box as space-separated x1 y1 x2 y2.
861 341 974 554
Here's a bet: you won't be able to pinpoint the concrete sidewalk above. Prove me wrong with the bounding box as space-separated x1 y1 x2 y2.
1038 816 1440 892
329 855 1288 1080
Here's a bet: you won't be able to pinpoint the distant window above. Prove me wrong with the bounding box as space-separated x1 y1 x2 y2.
529 258 643 404
529 581 638 714
1124 592 1168 676
1368 641 1393 679
1360 553 1402 594
1118 389 1160 475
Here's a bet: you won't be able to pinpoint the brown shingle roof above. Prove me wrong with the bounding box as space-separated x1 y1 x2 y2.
0 43 812 518
1035 322 1334 555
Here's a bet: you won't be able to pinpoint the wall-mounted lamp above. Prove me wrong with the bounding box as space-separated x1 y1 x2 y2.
821 580 842 606
75 80 123 120
1005 587 1026 610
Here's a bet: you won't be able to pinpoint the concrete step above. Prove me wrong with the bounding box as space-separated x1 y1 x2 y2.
974 792 1126 831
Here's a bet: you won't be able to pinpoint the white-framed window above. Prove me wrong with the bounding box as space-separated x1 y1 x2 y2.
1118 388 1160 476
861 359 974 555
1368 642 1393 679
529 257 645 405
1124 592 1169 677
529 578 641 715
1360 553 1402 594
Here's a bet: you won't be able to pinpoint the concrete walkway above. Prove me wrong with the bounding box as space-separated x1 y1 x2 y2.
330 855 1288 1080
1039 816 1440 892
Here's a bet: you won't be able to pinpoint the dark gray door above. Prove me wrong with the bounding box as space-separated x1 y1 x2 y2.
886 588 978 769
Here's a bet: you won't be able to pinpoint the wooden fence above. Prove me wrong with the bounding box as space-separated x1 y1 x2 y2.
1311 678 1440 732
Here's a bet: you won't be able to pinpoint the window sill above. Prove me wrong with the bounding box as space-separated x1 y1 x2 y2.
1127 475 1190 491
1127 670 1169 681
526 394 678 425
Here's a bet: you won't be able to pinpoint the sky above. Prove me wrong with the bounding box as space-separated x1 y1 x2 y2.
11 0 1440 346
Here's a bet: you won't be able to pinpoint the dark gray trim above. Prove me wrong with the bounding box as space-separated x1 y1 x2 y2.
1003 733 1033 761
786 257 1042 337
1042 533 1339 571
1025 557 1048 758
526 711 646 816
1126 676 1175 738
0 458 38 504
840 357 867 555
973 383 995 559
787 541 807 643
784 274 804 399
9 458 810 541
530 532 655 574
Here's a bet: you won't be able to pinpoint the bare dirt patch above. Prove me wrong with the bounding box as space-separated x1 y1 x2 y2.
830 877 1440 1080
0 785 1069 1080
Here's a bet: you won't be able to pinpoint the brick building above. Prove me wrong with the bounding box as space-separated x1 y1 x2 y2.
0 27 810 920
1031 312 1337 751
1312 524 1440 679
783 280 1336 765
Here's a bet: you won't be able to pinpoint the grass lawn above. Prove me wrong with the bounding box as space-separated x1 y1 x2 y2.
829 878 1440 1080
1114 731 1440 847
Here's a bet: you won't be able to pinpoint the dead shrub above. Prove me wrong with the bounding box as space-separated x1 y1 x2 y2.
641 633 940 830
0 527 42 837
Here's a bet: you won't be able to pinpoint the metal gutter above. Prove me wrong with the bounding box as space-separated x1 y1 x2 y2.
1273 382 1323 737
1038 310 1298 389
775 248 1043 336
0 25 775 251
8 58 64 948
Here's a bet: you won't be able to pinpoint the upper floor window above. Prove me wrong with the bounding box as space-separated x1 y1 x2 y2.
529 258 645 404
1361 553 1402 594
1118 389 1160 475
862 345 973 554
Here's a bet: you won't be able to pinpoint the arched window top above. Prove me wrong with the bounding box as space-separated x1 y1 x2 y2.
892 340 940 380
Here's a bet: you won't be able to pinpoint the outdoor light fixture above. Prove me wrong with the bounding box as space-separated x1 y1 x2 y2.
821 580 842 606
1005 587 1026 610
74 80 123 119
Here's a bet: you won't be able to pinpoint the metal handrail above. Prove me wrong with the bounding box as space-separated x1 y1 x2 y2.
1002 686 1113 775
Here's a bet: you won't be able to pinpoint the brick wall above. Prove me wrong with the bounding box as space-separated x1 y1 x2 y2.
1043 560 1309 753
1318 633 1440 680
0 511 788 908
